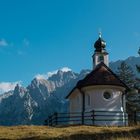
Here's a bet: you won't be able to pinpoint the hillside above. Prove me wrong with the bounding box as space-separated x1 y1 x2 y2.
0 125 139 140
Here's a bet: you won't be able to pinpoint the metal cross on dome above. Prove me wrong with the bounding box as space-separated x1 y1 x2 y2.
99 32 102 38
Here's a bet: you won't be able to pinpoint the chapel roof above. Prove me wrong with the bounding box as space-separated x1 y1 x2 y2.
66 62 129 99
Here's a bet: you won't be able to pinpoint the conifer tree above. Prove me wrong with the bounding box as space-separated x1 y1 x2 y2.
126 89 140 111
116 61 140 112
135 47 140 89
136 47 140 73
116 61 136 89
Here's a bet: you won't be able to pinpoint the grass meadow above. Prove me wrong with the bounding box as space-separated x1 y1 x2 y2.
0 125 139 140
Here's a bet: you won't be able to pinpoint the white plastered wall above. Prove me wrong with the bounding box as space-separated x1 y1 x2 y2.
69 89 82 113
82 85 125 112
68 85 127 126
69 85 126 113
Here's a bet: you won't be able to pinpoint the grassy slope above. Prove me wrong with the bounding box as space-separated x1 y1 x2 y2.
0 125 139 140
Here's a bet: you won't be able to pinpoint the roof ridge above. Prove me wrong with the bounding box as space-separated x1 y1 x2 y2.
66 62 129 99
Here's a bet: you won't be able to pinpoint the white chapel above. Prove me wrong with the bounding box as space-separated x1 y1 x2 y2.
66 33 128 126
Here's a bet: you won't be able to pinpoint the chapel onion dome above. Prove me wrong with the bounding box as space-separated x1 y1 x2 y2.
94 33 106 52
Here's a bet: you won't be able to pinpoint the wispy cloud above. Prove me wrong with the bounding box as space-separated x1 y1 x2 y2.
0 38 30 56
16 38 30 55
0 81 22 94
0 39 8 47
35 74 48 79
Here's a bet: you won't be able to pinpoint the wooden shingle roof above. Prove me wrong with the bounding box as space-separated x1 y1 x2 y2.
66 62 128 99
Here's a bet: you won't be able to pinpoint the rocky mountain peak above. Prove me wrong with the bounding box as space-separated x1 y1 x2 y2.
30 78 47 88
14 84 26 97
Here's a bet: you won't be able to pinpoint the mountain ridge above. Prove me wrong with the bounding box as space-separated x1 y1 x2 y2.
0 56 139 125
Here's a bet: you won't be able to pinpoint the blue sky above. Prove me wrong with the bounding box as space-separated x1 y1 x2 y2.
0 0 140 90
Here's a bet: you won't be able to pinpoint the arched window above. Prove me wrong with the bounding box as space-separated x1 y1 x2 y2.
77 95 80 103
86 94 90 106
87 94 90 106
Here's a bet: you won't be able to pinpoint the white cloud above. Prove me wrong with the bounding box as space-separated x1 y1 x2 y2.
61 67 72 72
0 81 21 94
0 39 8 47
35 67 72 80
35 74 48 80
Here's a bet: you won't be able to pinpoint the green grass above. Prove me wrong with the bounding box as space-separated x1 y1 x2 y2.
0 125 139 140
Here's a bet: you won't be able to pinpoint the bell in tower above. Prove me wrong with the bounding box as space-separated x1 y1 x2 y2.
92 32 109 68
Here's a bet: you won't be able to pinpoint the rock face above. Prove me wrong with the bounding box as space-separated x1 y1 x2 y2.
0 69 89 125
0 85 38 125
0 56 139 125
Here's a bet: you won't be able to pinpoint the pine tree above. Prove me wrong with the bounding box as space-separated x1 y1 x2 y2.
116 61 136 89
126 89 140 111
130 47 140 111
116 61 140 112
134 47 140 88
136 47 140 73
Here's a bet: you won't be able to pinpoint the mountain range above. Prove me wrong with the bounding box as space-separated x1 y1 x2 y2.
0 56 139 125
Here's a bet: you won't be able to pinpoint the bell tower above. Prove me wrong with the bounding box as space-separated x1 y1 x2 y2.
92 33 109 68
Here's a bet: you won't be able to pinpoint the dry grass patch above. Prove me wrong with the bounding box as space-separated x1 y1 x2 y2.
0 125 139 139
